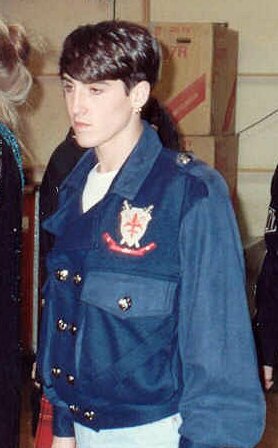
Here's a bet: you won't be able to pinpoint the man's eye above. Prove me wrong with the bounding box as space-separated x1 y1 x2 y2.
89 86 102 95
62 83 74 93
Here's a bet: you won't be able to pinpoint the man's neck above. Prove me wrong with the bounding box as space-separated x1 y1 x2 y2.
95 120 143 173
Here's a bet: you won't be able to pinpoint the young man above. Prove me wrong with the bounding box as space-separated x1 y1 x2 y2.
38 20 265 448
34 101 181 447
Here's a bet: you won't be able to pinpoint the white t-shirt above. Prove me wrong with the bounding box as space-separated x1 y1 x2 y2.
82 163 118 213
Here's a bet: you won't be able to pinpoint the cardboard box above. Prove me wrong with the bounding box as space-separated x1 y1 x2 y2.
182 134 239 202
115 0 150 22
150 22 238 135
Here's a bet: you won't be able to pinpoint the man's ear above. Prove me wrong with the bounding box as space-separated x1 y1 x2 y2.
131 81 150 111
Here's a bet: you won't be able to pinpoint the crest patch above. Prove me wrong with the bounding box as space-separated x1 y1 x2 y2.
103 200 157 257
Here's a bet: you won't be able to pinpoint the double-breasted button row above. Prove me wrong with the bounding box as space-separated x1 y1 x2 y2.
73 273 82 285
69 404 96 421
57 318 78 335
69 404 79 413
84 410 96 421
67 374 75 384
55 269 69 281
51 367 61 378
51 366 75 384
55 269 82 285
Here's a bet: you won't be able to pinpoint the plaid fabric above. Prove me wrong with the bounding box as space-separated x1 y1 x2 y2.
34 395 53 448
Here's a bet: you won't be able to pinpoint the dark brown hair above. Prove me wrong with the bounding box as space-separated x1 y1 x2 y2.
59 20 160 92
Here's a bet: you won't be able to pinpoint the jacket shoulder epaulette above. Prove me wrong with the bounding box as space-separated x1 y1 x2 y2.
164 147 229 200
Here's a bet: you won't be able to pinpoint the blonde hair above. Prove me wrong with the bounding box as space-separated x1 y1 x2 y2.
0 19 32 134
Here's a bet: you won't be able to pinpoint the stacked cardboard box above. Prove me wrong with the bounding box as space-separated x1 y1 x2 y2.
150 22 239 200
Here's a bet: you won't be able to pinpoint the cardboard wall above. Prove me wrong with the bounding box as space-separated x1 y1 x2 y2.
151 22 238 135
150 0 277 241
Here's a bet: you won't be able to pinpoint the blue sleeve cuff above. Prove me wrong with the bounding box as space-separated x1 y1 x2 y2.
53 405 74 437
179 437 217 448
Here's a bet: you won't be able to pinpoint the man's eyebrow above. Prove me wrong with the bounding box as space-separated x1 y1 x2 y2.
88 80 111 86
60 76 111 86
61 74 73 82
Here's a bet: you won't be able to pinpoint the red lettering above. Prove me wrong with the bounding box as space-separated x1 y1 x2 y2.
178 46 188 58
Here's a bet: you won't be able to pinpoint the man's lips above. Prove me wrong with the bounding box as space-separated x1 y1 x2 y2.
73 121 91 131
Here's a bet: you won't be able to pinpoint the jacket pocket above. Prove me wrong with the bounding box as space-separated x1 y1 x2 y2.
80 271 177 319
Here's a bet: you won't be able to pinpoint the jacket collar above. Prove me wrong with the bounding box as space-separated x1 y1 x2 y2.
110 121 163 200
60 121 163 200
43 122 163 236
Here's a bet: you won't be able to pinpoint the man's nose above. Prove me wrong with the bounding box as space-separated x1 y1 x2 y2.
72 88 88 115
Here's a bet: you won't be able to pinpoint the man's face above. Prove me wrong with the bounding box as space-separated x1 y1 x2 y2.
61 74 135 150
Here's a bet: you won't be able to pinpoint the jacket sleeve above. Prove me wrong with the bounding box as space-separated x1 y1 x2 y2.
177 171 265 448
53 405 75 437
254 165 278 366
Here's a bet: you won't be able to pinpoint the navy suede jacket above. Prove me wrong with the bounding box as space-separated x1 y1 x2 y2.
38 122 265 448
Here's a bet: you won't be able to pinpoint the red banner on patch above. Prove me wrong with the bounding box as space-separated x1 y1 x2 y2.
166 74 206 123
102 232 157 257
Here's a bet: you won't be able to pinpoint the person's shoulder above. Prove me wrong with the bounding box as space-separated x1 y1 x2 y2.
271 164 278 204
44 130 87 183
271 164 278 184
0 123 19 154
0 123 21 166
0 131 11 154
49 132 84 167
163 148 229 199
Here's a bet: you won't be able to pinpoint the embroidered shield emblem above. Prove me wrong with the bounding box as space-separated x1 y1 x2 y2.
120 200 154 248
102 200 157 257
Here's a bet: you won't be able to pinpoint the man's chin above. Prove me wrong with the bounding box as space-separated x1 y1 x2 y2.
74 134 96 149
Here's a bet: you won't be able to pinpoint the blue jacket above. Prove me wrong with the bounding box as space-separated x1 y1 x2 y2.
38 122 265 448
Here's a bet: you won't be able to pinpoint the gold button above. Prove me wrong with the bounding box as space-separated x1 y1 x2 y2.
55 269 69 281
57 318 68 331
69 404 79 414
70 324 78 335
67 374 75 385
118 296 132 311
51 367 61 378
73 273 82 285
84 410 96 421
